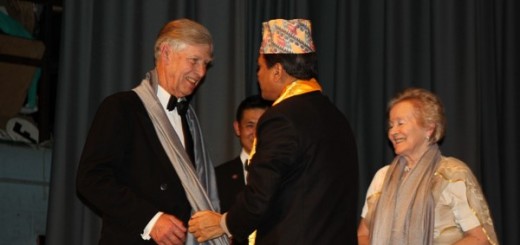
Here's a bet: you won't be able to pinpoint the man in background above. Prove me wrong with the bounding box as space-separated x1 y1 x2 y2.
215 95 270 244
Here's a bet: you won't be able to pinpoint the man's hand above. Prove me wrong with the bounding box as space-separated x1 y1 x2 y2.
150 213 187 245
188 210 225 242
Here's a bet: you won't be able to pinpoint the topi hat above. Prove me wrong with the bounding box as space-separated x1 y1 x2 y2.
260 19 316 54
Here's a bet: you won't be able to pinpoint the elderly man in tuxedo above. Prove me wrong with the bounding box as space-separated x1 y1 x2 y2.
76 19 227 245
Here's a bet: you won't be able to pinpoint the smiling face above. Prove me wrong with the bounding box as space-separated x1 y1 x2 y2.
160 43 213 98
388 100 433 163
234 108 267 154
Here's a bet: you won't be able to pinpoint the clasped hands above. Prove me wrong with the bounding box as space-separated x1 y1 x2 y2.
188 210 226 242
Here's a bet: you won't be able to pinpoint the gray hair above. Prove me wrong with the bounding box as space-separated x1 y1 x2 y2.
388 87 446 143
154 19 213 59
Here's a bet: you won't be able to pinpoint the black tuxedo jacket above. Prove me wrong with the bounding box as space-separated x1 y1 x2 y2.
226 92 359 245
77 91 191 244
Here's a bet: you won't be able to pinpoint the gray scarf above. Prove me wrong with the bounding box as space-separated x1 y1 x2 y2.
367 144 441 245
133 70 228 245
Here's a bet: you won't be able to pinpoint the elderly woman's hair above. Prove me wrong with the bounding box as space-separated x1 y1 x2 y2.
388 88 446 143
154 19 213 59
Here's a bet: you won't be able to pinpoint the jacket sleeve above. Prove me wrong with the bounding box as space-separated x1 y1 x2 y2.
226 112 299 240
76 94 158 234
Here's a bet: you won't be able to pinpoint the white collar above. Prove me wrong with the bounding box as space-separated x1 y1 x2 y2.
157 85 171 111
240 149 250 165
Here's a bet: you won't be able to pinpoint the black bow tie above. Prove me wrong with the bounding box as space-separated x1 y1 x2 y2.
167 96 189 116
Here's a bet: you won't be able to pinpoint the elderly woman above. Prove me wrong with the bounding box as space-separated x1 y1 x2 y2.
357 88 499 245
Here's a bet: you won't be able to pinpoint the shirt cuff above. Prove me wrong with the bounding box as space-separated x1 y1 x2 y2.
141 211 164 240
220 212 232 237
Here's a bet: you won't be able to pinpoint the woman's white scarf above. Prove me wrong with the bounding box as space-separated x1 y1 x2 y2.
133 70 229 245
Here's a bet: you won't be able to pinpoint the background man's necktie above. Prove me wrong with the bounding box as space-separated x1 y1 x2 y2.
167 96 195 165
244 159 250 171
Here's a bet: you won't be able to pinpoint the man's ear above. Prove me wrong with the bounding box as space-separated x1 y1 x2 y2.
272 63 284 80
160 44 171 62
233 120 240 137
274 63 283 75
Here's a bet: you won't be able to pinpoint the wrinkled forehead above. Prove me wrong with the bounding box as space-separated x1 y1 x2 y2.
175 43 213 60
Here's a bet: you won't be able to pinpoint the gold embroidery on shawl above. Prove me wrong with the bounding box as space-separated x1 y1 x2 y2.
434 172 465 183
438 226 459 236
482 227 498 245
436 157 499 245
367 191 382 201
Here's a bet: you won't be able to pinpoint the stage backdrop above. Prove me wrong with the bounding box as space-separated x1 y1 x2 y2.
46 0 518 244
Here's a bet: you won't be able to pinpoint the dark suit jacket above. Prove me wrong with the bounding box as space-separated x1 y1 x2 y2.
215 156 246 213
215 157 247 245
76 91 192 245
226 92 359 245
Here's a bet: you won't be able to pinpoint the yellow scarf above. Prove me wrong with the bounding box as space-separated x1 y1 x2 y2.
248 78 321 159
273 78 322 106
247 78 321 244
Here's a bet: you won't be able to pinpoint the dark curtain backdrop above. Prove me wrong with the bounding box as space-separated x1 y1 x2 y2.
47 0 518 244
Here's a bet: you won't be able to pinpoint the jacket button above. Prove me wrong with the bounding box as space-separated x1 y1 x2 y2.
160 183 168 191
